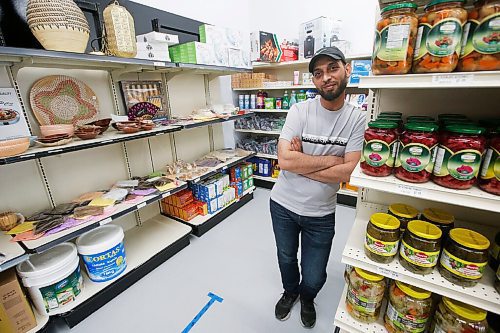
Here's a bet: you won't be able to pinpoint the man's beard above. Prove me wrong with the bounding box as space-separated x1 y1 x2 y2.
318 76 348 101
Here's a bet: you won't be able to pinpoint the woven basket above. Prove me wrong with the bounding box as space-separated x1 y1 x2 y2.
103 1 137 58
27 0 90 53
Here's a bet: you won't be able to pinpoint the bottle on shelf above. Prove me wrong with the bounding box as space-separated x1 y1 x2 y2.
250 94 256 109
297 89 307 102
282 91 290 110
256 90 267 109
289 90 297 107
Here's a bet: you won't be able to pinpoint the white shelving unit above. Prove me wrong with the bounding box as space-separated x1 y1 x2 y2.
255 153 278 159
251 54 371 70
0 232 28 272
253 175 277 183
233 83 360 91
337 189 357 198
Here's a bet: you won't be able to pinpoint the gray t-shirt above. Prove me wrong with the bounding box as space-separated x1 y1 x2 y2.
270 98 365 217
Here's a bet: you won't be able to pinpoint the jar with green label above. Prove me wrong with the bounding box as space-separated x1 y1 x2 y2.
387 203 419 231
430 297 488 333
365 213 401 263
439 228 490 287
346 267 387 323
412 0 468 73
399 220 442 275
420 207 455 237
361 121 399 177
372 2 419 75
384 281 433 333
433 125 486 190
479 127 500 195
457 0 500 72
395 122 439 183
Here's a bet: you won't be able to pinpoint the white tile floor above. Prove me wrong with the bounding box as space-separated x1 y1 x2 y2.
50 188 355 333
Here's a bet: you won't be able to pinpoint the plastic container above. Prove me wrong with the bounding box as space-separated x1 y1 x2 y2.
479 127 500 195
361 121 399 177
384 281 432 333
430 297 488 333
365 212 401 263
412 0 468 73
76 224 127 283
420 207 455 237
399 220 442 275
346 267 386 323
457 0 500 72
16 242 83 315
439 228 490 287
433 125 486 190
372 2 419 75
395 122 439 183
387 203 419 231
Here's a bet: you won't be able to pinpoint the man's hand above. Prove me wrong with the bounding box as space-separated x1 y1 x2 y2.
290 136 303 152
303 151 361 184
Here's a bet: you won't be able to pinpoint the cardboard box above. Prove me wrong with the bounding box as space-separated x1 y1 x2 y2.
199 24 244 49
136 48 171 62
136 31 179 46
169 42 215 65
349 72 370 84
351 60 372 73
250 31 282 62
299 17 343 59
0 269 36 333
280 39 299 62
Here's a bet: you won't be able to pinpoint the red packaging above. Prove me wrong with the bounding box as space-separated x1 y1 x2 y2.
360 121 399 177
280 40 299 62
479 128 500 195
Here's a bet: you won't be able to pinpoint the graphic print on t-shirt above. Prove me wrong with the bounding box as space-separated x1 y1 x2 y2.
301 133 348 147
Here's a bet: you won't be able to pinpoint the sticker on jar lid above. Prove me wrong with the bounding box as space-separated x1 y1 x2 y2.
440 249 487 280
400 240 440 268
365 233 400 257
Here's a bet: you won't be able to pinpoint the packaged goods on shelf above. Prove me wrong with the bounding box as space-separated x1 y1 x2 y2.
346 94 368 110
349 72 370 84
351 60 372 73
135 42 171 62
136 31 179 46
228 48 252 69
0 269 36 333
169 42 222 66
330 40 351 56
302 73 313 85
360 120 399 177
420 208 455 238
248 157 273 177
235 115 285 132
280 39 299 62
272 160 281 178
345 267 386 323
365 212 401 263
0 88 31 141
199 24 244 50
479 128 500 195
387 203 418 232
430 297 488 333
231 73 277 89
237 136 278 156
250 31 282 62
299 16 343 59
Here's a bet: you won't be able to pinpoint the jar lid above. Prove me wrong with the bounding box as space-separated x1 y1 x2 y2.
407 116 435 121
449 228 490 250
368 120 398 129
422 208 455 225
438 113 468 120
389 203 419 219
404 122 439 132
445 124 485 135
354 267 385 282
443 297 487 321
407 220 443 240
395 281 431 299
380 112 403 117
425 0 465 10
17 242 77 278
382 2 418 13
370 212 401 230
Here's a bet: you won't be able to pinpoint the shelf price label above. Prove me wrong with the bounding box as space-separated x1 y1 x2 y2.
397 184 423 197
100 217 112 225
377 267 399 279
432 74 474 85
137 203 146 209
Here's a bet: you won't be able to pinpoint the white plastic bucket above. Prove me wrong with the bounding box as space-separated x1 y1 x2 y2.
76 224 126 283
16 242 83 316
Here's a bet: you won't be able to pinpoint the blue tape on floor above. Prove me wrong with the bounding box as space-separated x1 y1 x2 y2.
181 292 223 333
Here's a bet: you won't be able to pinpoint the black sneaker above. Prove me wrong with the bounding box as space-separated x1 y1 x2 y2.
275 292 299 321
300 298 316 328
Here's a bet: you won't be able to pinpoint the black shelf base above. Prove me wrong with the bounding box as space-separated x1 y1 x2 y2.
165 192 254 237
337 193 357 208
254 178 275 190
59 233 191 328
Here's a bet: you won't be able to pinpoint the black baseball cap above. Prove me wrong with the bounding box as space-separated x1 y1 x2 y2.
309 46 346 73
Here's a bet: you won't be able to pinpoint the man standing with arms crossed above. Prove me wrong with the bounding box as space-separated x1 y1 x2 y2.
270 46 366 328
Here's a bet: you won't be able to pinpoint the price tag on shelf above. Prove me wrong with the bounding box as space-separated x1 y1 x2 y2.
48 149 63 154
432 74 474 84
377 267 399 279
162 192 171 198
194 177 201 183
153 61 166 67
20 154 35 159
137 203 146 209
222 166 228 171
397 184 423 197
100 217 112 225
101 140 113 144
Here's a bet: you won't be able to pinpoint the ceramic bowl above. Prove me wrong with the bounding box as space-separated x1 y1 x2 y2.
120 126 140 134
75 131 99 140
141 123 154 131
0 138 30 158
76 125 101 133
40 124 74 137
113 121 138 130
86 119 111 135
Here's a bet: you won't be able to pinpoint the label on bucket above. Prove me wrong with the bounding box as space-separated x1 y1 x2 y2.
82 242 127 282
40 266 83 313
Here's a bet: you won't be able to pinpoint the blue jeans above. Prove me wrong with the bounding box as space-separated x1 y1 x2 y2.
270 199 336 301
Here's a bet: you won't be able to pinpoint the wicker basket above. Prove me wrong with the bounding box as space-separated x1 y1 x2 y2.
103 1 137 58
27 0 90 53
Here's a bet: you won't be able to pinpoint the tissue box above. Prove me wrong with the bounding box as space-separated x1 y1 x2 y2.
300 17 343 59
349 71 370 84
136 31 179 46
250 31 282 62
136 49 171 62
199 24 244 49
351 60 372 73
169 42 215 65
228 48 252 68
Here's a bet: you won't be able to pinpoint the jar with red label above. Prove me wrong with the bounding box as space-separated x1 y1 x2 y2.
395 122 439 183
479 127 500 195
412 0 468 73
432 125 486 190
361 121 399 177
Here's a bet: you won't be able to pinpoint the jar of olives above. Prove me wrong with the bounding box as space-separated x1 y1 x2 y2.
387 203 419 232
365 213 401 263
420 207 455 238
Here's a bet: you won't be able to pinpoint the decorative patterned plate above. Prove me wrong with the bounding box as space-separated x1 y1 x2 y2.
30 75 99 126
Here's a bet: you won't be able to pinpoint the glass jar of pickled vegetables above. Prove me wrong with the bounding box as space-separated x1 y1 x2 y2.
407 116 436 123
433 125 486 190
479 127 500 195
399 220 442 275
346 267 387 323
372 2 419 75
384 281 433 333
413 0 468 73
458 0 500 71
439 228 490 287
420 207 455 237
388 203 419 231
365 213 401 263
395 122 439 183
361 121 399 177
430 297 488 333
